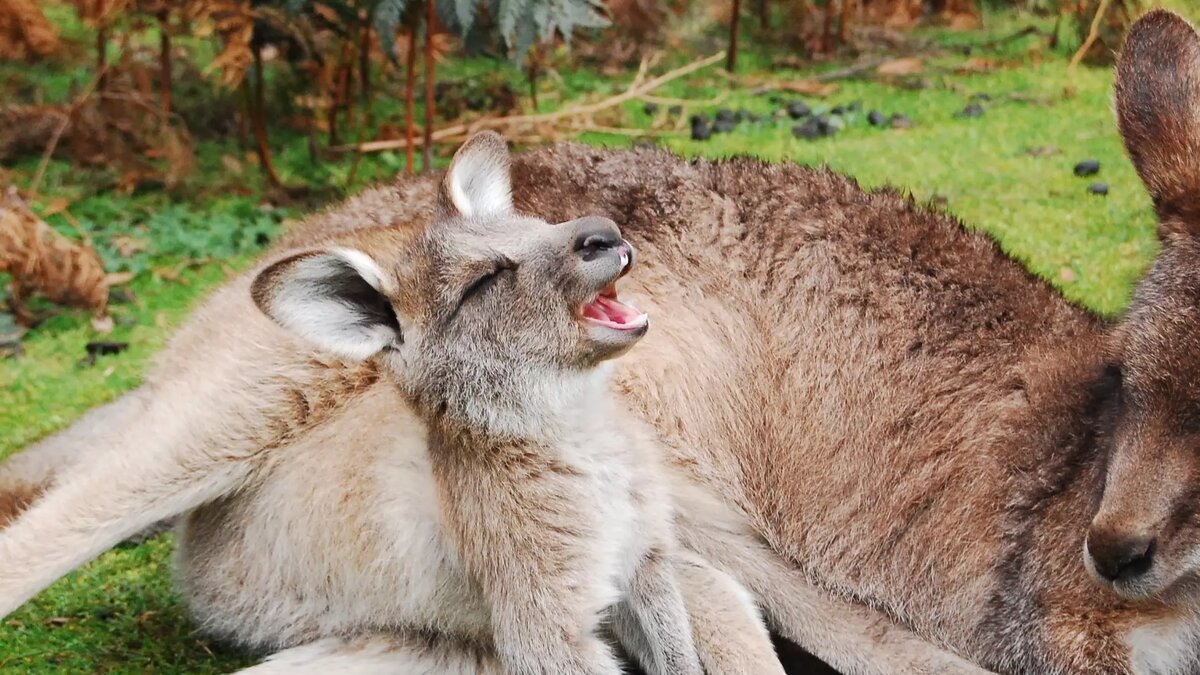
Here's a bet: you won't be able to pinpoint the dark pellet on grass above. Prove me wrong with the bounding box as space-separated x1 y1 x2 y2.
867 110 887 126
793 115 837 140
959 103 985 118
831 105 846 115
716 108 735 122
643 102 659 115
714 118 736 134
668 105 683 116
86 341 129 357
793 122 821 140
1074 159 1101 176
1088 182 1109 196
787 101 811 119
691 120 712 141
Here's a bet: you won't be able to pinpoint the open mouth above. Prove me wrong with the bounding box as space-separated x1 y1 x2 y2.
581 282 648 331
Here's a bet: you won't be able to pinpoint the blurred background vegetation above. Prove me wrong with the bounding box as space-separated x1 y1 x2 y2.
0 0 1194 671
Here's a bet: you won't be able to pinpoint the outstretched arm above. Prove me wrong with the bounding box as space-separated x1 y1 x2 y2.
0 376 273 618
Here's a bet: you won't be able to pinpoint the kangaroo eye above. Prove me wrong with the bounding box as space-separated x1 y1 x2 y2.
458 259 518 306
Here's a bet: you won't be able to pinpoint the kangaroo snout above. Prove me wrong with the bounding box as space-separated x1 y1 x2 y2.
572 218 623 256
570 217 633 269
1086 526 1156 584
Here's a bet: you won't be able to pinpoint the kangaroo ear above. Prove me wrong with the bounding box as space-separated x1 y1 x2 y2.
1115 10 1200 237
251 248 401 360
437 131 513 219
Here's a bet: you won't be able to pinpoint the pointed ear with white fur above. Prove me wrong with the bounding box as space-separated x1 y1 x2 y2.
437 131 513 219
251 248 401 360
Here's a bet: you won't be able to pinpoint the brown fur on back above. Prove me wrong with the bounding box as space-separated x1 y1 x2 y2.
264 139 1187 672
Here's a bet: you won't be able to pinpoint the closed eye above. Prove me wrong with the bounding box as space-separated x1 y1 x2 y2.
457 259 518 308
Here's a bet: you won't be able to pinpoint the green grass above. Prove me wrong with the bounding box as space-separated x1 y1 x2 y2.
1 4 1195 672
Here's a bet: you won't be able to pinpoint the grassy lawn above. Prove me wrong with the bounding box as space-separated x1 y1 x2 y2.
1 4 1194 672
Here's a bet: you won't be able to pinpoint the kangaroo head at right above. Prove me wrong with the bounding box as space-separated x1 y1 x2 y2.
1083 10 1200 601
249 131 648 434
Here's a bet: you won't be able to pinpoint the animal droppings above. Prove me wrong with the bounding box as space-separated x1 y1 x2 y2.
787 101 811 119
959 103 986 118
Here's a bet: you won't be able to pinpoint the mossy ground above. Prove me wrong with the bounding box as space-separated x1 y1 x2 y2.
1 4 1195 672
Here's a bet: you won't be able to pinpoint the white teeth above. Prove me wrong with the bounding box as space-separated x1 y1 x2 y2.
619 251 629 267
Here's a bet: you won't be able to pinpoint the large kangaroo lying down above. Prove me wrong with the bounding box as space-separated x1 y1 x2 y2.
6 9 1200 674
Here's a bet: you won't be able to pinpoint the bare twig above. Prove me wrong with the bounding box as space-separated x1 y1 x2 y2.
158 8 171 115
29 36 126 195
727 0 742 72
638 92 730 107
564 124 686 137
1069 0 1110 72
629 54 652 90
405 30 417 174
334 51 726 155
423 0 436 173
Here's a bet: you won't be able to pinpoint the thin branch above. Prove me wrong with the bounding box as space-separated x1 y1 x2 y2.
1069 0 1111 72
422 0 436 173
405 31 417 174
727 0 741 72
334 51 726 154
29 37 125 195
638 92 730 107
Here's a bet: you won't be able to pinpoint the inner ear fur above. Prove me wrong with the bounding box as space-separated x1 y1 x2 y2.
1115 10 1200 235
251 249 401 360
437 131 514 220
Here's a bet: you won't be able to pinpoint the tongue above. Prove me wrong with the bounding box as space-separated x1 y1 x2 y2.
583 295 645 327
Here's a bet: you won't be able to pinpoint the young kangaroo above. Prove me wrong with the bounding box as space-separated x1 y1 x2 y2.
0 134 786 675
249 131 701 675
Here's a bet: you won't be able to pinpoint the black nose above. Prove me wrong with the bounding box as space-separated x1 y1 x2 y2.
572 218 623 259
1086 530 1156 582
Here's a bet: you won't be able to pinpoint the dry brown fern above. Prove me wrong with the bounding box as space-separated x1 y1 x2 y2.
0 0 61 61
0 189 109 324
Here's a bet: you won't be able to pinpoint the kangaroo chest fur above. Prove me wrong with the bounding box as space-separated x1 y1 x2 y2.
172 383 664 652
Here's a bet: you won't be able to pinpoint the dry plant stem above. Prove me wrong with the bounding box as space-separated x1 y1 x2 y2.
29 34 126 195
638 92 730 107
335 51 726 154
838 0 853 44
423 0 436 173
96 22 107 93
359 23 372 128
405 31 417 174
727 0 742 72
821 0 836 52
249 47 283 190
329 39 354 147
528 45 541 110
158 9 171 115
564 124 684 137
1069 0 1111 71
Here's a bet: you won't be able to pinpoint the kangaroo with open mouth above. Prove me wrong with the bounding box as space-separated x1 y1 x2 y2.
247 131 703 674
0 133 786 674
